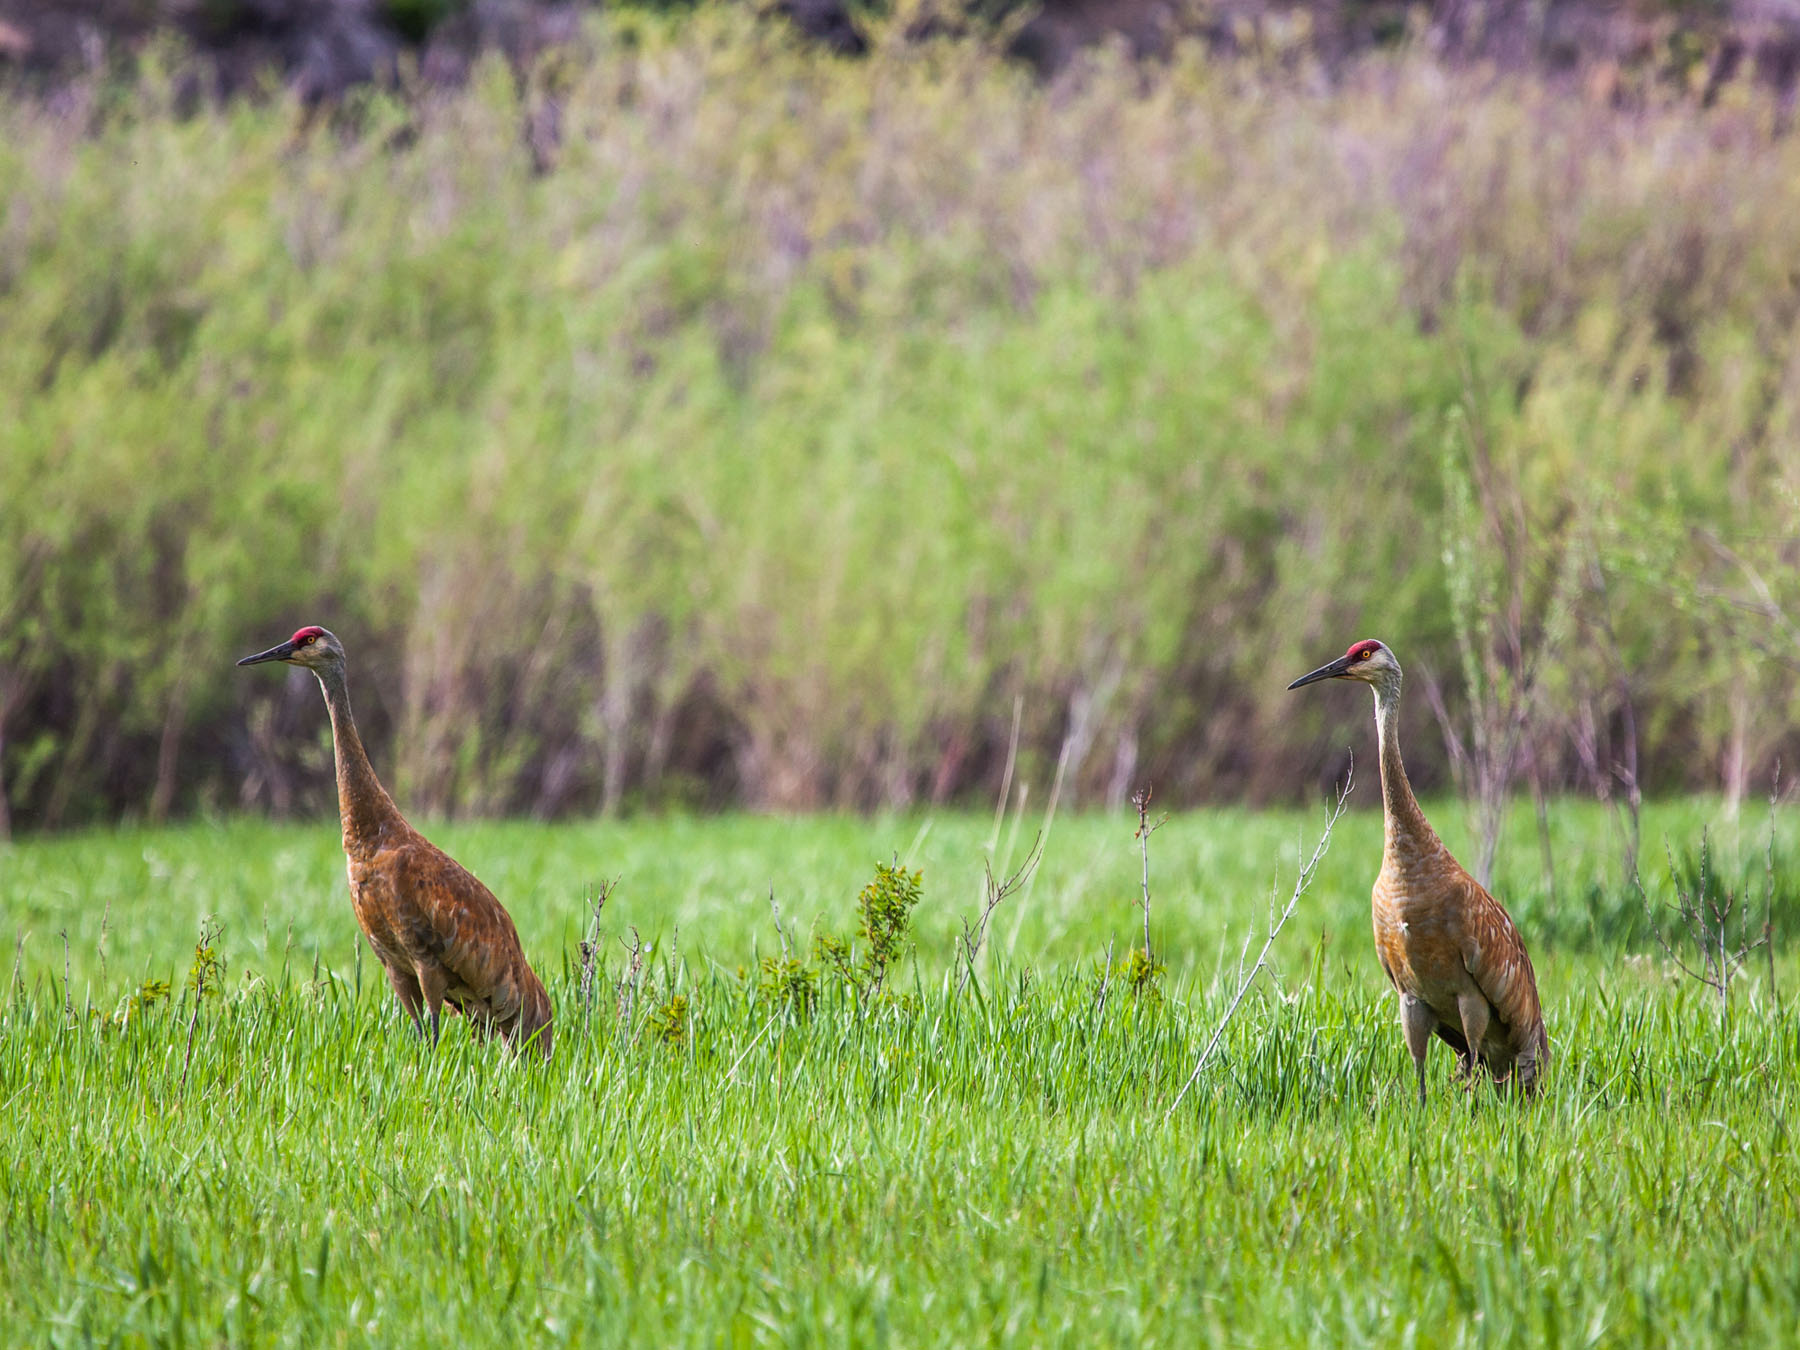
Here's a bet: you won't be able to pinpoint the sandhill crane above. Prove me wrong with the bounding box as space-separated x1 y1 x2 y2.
1288 639 1547 1102
239 626 552 1058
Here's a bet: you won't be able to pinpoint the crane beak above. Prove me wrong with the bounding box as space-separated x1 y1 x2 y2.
237 639 297 667
1287 655 1354 690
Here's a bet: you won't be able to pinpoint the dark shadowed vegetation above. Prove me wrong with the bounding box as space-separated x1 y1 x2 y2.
5 9 1800 832
7 0 1800 94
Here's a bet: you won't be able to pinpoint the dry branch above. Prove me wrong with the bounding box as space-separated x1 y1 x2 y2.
1165 758 1353 1120
578 877 620 1016
1132 784 1169 966
958 831 1044 996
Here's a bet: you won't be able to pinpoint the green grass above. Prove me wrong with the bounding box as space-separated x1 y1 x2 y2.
3 802 1799 1344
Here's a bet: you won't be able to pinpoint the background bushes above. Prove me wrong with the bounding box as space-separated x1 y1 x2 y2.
3 14 1800 830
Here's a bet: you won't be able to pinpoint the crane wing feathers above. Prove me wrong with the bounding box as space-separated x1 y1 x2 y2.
379 839 551 1044
1453 873 1546 1053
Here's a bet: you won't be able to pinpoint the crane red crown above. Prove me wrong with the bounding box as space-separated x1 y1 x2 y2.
1347 639 1383 660
291 626 326 644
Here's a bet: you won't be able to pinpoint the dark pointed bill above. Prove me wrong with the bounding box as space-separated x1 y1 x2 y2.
1286 655 1353 690
237 640 297 667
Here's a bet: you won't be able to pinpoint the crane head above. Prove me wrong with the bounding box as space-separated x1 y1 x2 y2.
1286 638 1399 690
237 626 345 671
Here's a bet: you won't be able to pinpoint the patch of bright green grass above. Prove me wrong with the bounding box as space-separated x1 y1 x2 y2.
3 803 1797 1343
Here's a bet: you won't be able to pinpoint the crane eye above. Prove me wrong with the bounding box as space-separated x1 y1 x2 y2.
301 635 316 645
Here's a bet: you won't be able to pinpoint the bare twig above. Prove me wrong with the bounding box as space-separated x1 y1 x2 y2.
958 831 1044 995
769 886 792 962
1132 784 1169 964
725 1014 780 1085
1093 937 1115 1016
1768 763 1780 1006
986 695 1025 858
1166 757 1353 1120
1645 832 1768 1025
579 877 619 1016
616 926 645 1024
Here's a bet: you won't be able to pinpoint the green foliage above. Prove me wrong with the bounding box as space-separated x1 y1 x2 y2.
1113 944 1165 1002
854 860 923 996
185 932 224 999
648 990 689 1047
3 20 1800 827
757 953 817 1017
810 932 855 990
751 861 924 1009
100 977 173 1032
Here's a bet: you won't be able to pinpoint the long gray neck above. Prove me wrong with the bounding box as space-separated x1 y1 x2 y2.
1371 670 1434 851
314 664 405 854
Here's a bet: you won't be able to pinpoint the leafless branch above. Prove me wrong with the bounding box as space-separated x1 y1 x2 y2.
578 877 620 1015
1093 936 1115 1016
616 926 645 1024
1132 785 1169 965
769 885 793 962
958 831 1044 996
1695 527 1800 659
1768 764 1780 1006
986 693 1024 857
1166 757 1353 1121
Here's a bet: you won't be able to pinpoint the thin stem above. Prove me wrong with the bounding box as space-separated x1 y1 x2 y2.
1166 759 1353 1121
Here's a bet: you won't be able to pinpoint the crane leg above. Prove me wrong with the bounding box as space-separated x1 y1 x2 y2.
416 963 450 1050
1456 993 1491 1092
1400 994 1434 1106
385 964 427 1038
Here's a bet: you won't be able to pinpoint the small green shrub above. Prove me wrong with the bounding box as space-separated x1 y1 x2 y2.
812 933 855 991
855 862 923 998
649 992 689 1047
186 935 224 1000
99 978 172 1032
757 955 817 1017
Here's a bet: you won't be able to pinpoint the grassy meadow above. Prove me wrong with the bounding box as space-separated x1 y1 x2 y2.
5 797 1799 1344
7 7 1800 1344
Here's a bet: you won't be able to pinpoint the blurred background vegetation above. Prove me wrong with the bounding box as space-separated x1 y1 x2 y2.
3 2 1800 833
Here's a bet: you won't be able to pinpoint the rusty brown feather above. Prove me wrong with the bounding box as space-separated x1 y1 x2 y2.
1289 639 1547 1102
239 626 552 1058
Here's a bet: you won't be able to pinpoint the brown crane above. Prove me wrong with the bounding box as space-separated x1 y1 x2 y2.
239 626 553 1058
1288 639 1547 1102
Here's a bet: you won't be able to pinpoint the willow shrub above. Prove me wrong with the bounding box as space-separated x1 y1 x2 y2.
3 15 1799 828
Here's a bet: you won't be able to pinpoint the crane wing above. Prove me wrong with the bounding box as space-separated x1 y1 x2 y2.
396 840 548 1031
1452 871 1546 1051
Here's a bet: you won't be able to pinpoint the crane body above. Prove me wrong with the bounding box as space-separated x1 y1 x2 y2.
239 626 552 1058
1290 639 1546 1101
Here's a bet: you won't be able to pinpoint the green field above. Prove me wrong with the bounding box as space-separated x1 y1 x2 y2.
4 800 1797 1344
